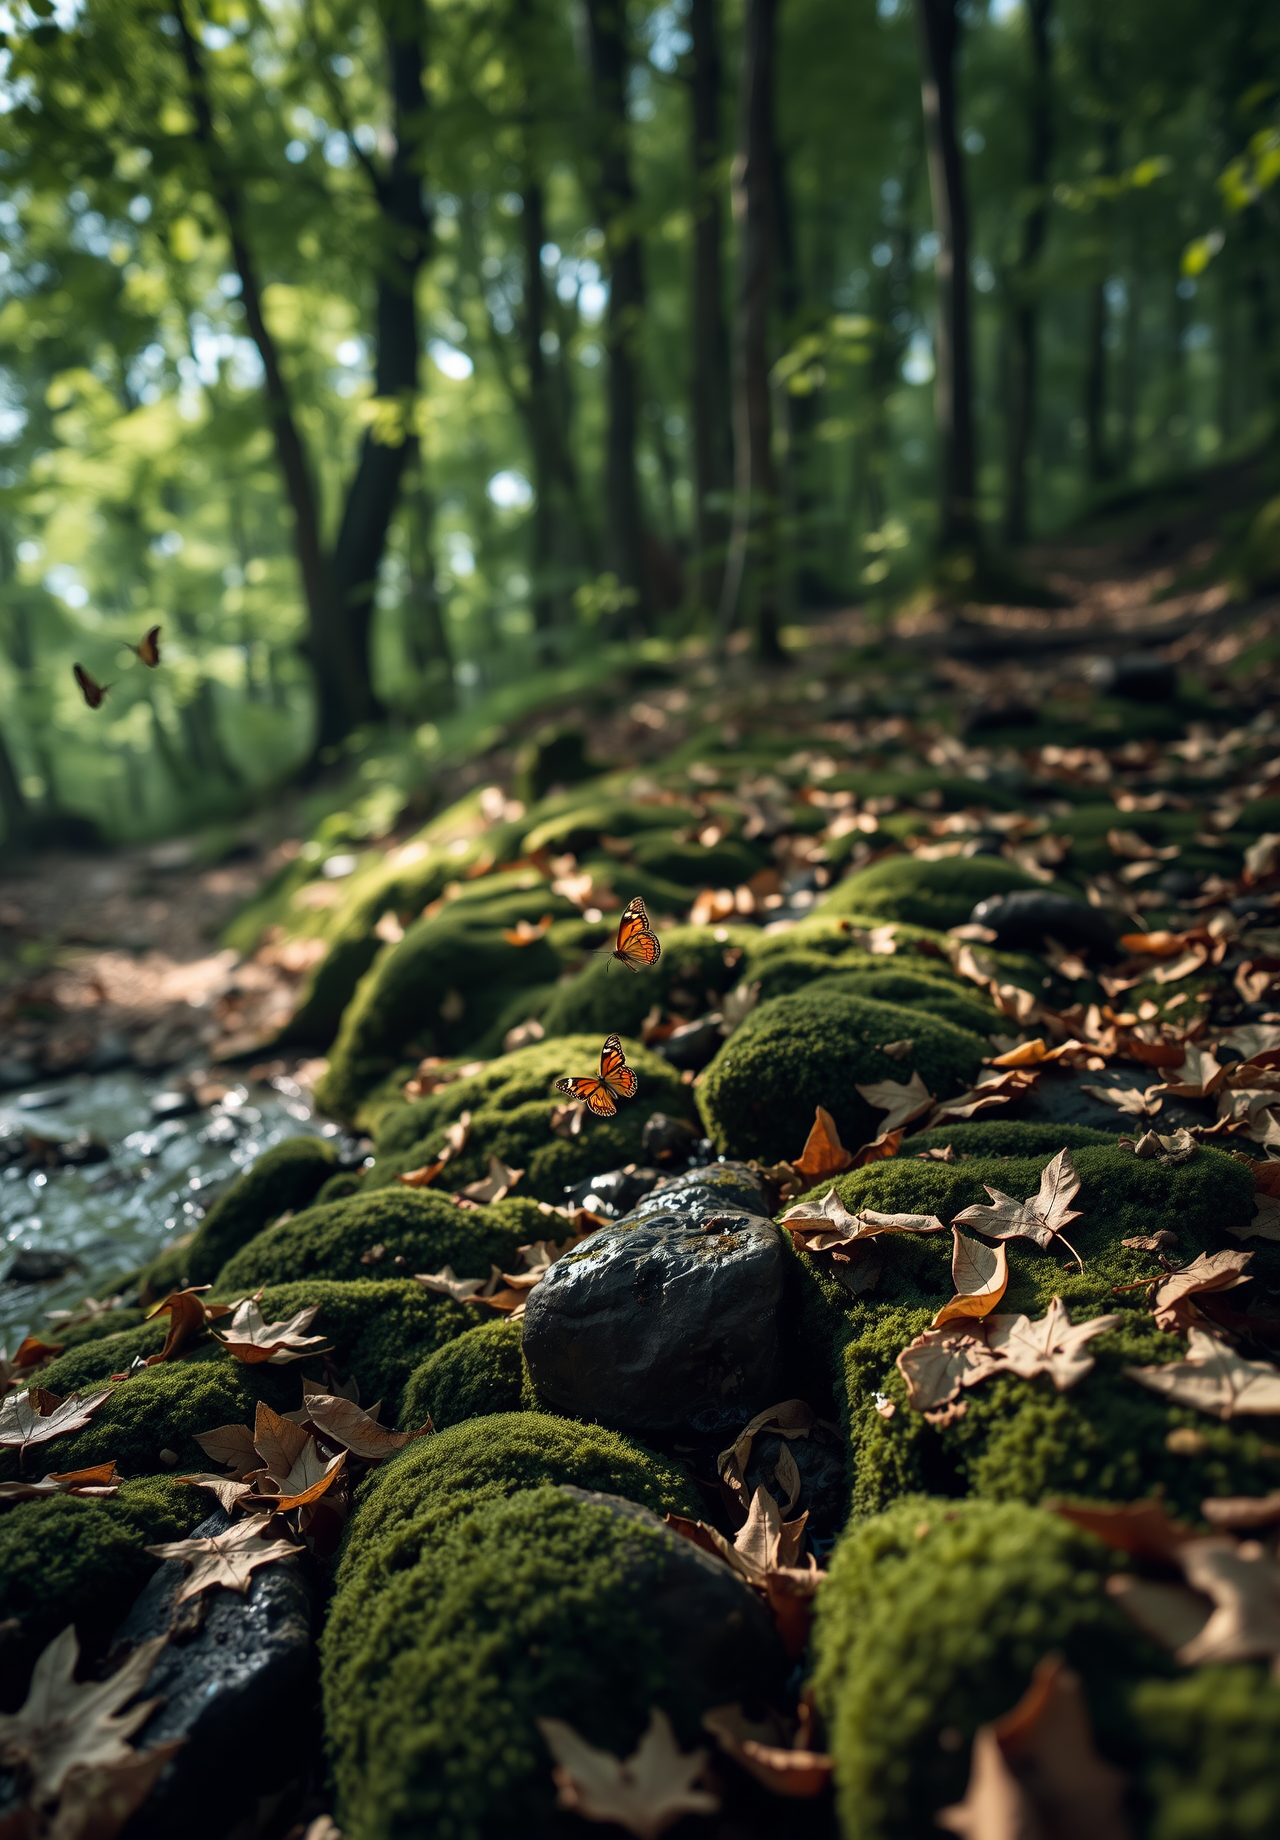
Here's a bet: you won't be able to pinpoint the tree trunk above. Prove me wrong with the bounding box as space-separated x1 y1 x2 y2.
1004 0 1052 546
688 0 730 614
402 456 454 711
582 0 650 634
717 0 783 662
0 719 30 848
916 0 978 562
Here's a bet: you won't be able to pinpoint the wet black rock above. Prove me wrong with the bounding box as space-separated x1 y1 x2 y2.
742 1424 848 1539
114 1510 314 1840
4 1247 84 1283
970 888 1117 958
524 1169 783 1437
564 1163 664 1219
654 1016 726 1072
1012 1064 1212 1135
557 1488 786 1697
641 1111 705 1167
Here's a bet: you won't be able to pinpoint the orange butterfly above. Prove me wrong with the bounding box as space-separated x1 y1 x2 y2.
73 664 110 709
554 1034 640 1118
130 624 161 668
611 895 662 972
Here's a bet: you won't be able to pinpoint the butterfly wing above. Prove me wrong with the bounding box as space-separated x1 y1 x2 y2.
73 664 105 709
554 1074 618 1118
613 896 662 970
138 625 161 668
598 1034 640 1102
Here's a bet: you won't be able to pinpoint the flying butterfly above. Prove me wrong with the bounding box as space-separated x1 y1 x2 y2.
611 895 662 972
554 1034 640 1118
130 624 162 668
73 664 111 710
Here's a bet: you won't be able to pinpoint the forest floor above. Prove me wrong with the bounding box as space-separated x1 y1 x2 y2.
2 481 1277 1096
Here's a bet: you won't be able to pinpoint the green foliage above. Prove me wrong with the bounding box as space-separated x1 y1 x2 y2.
402 1319 527 1431
536 923 756 1040
818 856 1043 929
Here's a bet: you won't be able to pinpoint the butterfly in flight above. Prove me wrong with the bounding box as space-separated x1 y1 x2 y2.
73 664 110 709
554 1034 640 1118
611 895 662 972
130 624 161 668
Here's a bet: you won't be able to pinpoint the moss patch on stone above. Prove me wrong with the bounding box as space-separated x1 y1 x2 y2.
819 856 1045 929
536 925 756 1042
907 1120 1117 1157
698 989 986 1165
401 1319 526 1430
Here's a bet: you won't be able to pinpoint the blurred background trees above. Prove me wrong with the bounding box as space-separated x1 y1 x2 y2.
0 0 1277 843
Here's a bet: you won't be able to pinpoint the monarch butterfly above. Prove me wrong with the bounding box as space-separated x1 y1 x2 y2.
130 625 162 668
73 664 110 709
554 1034 640 1118
611 895 662 972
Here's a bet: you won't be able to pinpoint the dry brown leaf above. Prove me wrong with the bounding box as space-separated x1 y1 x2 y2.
1157 1044 1225 1099
853 1070 934 1133
549 1100 588 1139
305 1392 432 1459
0 1462 120 1507
1117 1127 1197 1165
1201 1491 1280 1530
1049 1497 1193 1563
193 1420 259 1479
1228 1194 1280 1243
397 1160 445 1189
1106 1573 1217 1653
0 1390 110 1464
146 1516 300 1605
503 913 553 946
1126 1329 1280 1418
0 1336 64 1396
211 1297 331 1366
0 1624 168 1803
1149 1250 1253 1331
701 1704 832 1800
413 1263 502 1301
537 1708 718 1839
791 1106 854 1184
457 1155 525 1203
1079 1083 1164 1118
879 1038 915 1061
781 1187 944 1254
936 1656 1131 1840
718 1400 814 1507
850 1128 903 1168
984 1298 1121 1390
952 1147 1084 1270
142 1286 231 1367
45 1737 185 1840
1175 1537 1280 1670
174 1472 257 1514
932 1231 1009 1328
895 1323 1002 1413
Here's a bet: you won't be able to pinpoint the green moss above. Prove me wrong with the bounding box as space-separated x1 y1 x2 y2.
698 989 986 1164
521 798 702 858
536 924 756 1042
323 1417 709 1839
0 1477 201 1695
624 829 765 887
819 856 1045 929
806 969 1000 1037
908 1119 1117 1157
401 1319 527 1430
141 1135 338 1298
1132 1668 1280 1839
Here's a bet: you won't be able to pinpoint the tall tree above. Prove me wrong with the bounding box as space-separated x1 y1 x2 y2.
916 0 979 568
687 0 731 614
1004 0 1053 545
582 0 651 634
718 0 784 661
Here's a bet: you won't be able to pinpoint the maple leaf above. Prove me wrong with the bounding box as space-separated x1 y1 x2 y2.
1228 1193 1280 1243
457 1155 525 1203
0 1462 120 1507
1176 1538 1280 1671
211 1296 331 1366
1157 1044 1225 1099
895 1324 1002 1413
193 1420 260 1479
1079 1082 1164 1118
146 1516 301 1605
0 1390 110 1465
853 1070 934 1133
142 1286 231 1366
414 1262 503 1301
984 1298 1121 1390
718 1400 814 1507
175 1472 258 1514
666 1488 824 1656
0 1624 168 1803
781 1187 945 1254
791 1105 854 1183
305 1391 432 1459
932 1230 1009 1328
952 1146 1085 1269
241 1400 348 1511
701 1704 832 1800
1149 1250 1253 1332
937 1656 1131 1840
1126 1328 1280 1418
537 1708 718 1840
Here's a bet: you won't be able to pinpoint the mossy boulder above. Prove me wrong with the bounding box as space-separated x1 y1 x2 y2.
140 1135 338 1299
402 1319 527 1430
820 856 1043 929
536 924 755 1042
785 1142 1275 1520
807 967 1000 1037
908 1119 1117 1158
698 989 986 1164
521 798 702 859
0 1477 201 1700
810 1495 1280 1840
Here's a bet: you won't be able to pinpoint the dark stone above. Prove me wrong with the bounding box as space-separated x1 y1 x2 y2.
641 1111 703 1167
1088 653 1179 703
742 1426 849 1539
970 888 1117 958
1158 868 1203 901
113 1510 314 1840
4 1247 83 1283
523 1189 784 1437
1011 1064 1213 1135
556 1487 786 1700
630 1160 771 1226
654 1016 726 1072
149 1090 199 1120
564 1163 663 1219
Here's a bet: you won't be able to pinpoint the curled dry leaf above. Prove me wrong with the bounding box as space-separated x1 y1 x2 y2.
952 1147 1084 1270
457 1155 524 1203
936 1656 1131 1840
305 1391 432 1459
211 1296 331 1366
1228 1193 1280 1243
984 1298 1121 1390
718 1399 814 1507
1120 1230 1179 1253
666 1487 825 1657
549 1099 588 1139
396 1111 473 1189
1107 1536 1280 1678
0 1462 120 1507
175 1472 257 1514
791 1105 854 1184
0 1623 168 1803
414 1263 502 1302
926 1068 1039 1130
193 1420 259 1479
0 1336 64 1396
895 1325 1001 1413
1126 1329 1280 1419
1117 1127 1197 1166
0 1390 111 1463
1157 1044 1225 1099
879 1038 915 1061
397 1161 446 1189
701 1704 832 1800
536 1708 718 1840
1079 1083 1164 1118
503 913 553 946
146 1516 301 1605
781 1187 944 1254
142 1286 231 1367
932 1231 1009 1329
853 1070 934 1134
1149 1250 1253 1332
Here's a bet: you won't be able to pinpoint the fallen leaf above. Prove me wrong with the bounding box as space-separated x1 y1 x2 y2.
0 1336 64 1395
550 1100 588 1138
853 1070 934 1133
305 1392 432 1459
1120 1231 1179 1253
1117 1127 1197 1166
895 1323 1002 1412
146 1516 301 1605
0 1390 110 1465
0 1462 120 1507
503 913 553 946
143 1286 231 1366
1157 1044 1225 1099
537 1707 718 1839
791 1106 854 1183
936 1656 1131 1840
1126 1328 1280 1418
1149 1250 1253 1332
932 1230 1009 1328
952 1147 1084 1270
193 1420 259 1479
211 1296 331 1366
850 1128 903 1167
174 1472 257 1514
1079 1083 1164 1118
0 1624 168 1802
1106 1573 1215 1652
1228 1194 1280 1243
413 1263 503 1301
984 1298 1121 1390
457 1155 524 1203
44 1738 185 1839
718 1399 814 1506
397 1161 445 1189
1050 1497 1193 1563
1201 1491 1280 1531
781 1187 945 1254
701 1704 832 1800
1175 1537 1280 1670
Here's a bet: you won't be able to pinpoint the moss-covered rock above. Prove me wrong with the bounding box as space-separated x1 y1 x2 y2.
810 1495 1280 1840
0 1477 202 1699
698 989 986 1164
784 1143 1275 1520
140 1135 338 1299
401 1319 526 1430
820 856 1044 929
907 1119 1117 1157
521 798 702 859
806 968 1001 1037
535 924 755 1042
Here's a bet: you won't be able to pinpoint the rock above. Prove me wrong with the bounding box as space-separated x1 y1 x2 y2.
557 1487 786 1693
641 1111 706 1167
1157 868 1203 901
1088 653 1178 702
523 1176 784 1437
742 1424 848 1539
149 1089 200 1120
969 888 1117 958
564 1163 663 1218
112 1510 313 1840
4 1247 83 1283
654 1016 726 1071
1012 1064 1213 1135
